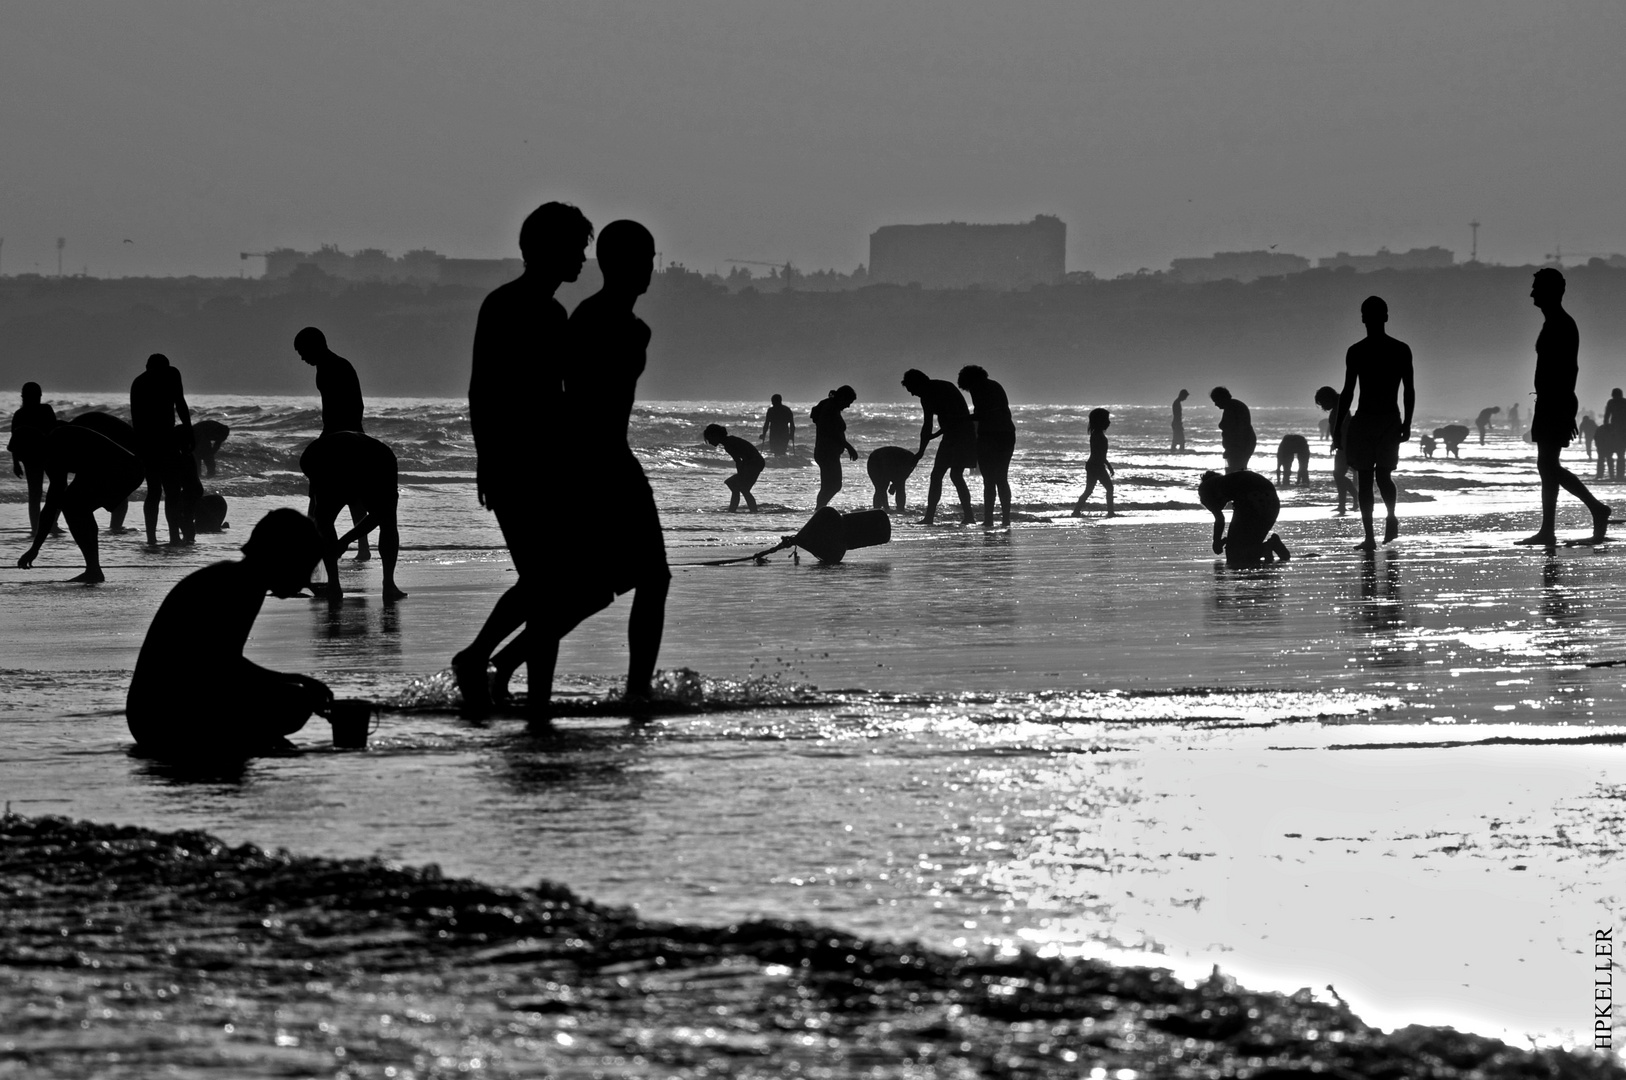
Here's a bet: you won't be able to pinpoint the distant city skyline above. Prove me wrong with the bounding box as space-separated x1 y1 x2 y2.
3 3 1622 279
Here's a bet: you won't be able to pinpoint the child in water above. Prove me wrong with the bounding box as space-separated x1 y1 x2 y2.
1073 407 1116 516
704 423 765 512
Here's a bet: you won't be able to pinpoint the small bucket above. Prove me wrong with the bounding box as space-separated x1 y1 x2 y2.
328 699 374 749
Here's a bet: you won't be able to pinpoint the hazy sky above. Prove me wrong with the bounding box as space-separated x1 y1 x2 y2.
4 1 1623 279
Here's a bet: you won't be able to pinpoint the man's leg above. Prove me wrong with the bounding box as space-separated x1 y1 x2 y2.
741 471 759 512
923 459 948 523
625 575 669 703
725 474 742 511
1375 467 1399 543
350 504 371 560
143 467 162 544
379 517 406 600
1541 443 1610 541
1520 443 1566 545
950 467 974 522
62 492 103 583
1356 467 1377 550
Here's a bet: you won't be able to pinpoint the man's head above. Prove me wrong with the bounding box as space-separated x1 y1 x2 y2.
1314 385 1339 412
21 381 41 404
241 508 324 598
703 423 726 446
519 201 594 282
1614 388 1623 400
293 327 327 364
901 369 929 395
596 219 655 296
1197 470 1225 514
1360 295 1388 327
1531 267 1566 307
771 393 783 406
146 353 170 371
1177 388 1190 401
1210 386 1231 407
831 385 857 407
956 364 987 390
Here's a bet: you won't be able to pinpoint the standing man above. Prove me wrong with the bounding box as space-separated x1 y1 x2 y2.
130 353 194 545
1210 386 1256 473
451 201 595 719
8 381 58 537
1334 296 1415 551
759 394 796 457
295 326 369 559
957 364 1015 527
1171 388 1190 451
902 368 977 525
1516 268 1610 546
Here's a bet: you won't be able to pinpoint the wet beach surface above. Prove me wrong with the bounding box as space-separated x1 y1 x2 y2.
3 396 1626 1068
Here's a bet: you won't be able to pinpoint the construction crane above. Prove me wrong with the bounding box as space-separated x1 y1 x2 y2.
727 258 796 272
1545 245 1623 265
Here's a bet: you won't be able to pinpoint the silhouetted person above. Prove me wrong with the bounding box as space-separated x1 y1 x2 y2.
561 219 669 716
1580 412 1598 459
1517 268 1610 545
130 353 194 545
1595 422 1626 481
7 381 57 537
704 423 764 512
126 509 333 758
1432 425 1469 459
1199 470 1291 568
451 201 594 717
16 424 145 582
1507 401 1522 436
759 394 796 457
295 327 369 559
902 368 976 525
867 445 925 510
1334 296 1415 550
1275 434 1310 486
1210 386 1255 473
1317 417 1331 440
1314 385 1355 515
1418 434 1437 459
1171 388 1190 451
958 364 1015 527
810 385 858 508
1606 389 1626 429
192 419 230 476
1474 406 1500 444
69 411 141 533
300 431 406 601
1073 407 1116 516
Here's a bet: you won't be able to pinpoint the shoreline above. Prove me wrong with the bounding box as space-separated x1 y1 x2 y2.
2 813 1621 1079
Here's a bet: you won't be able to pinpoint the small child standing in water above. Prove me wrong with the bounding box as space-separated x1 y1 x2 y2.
1073 407 1116 516
705 423 765 512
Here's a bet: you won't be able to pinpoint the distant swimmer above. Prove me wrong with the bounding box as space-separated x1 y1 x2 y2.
867 445 925 510
1171 388 1190 451
1474 406 1500 444
759 394 796 457
130 353 194 546
1579 412 1598 459
1210 386 1256 474
295 327 369 559
300 431 406 600
1314 385 1355 515
7 381 58 536
1515 268 1610 546
1334 296 1415 551
16 423 145 583
1198 470 1291 568
1606 388 1626 429
126 508 333 758
1072 407 1116 516
704 423 765 512
1275 434 1310 486
958 364 1015 527
902 368 977 525
810 385 858 508
1432 424 1469 459
192 419 230 476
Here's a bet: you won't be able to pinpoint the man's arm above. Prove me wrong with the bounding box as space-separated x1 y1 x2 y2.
1400 346 1416 441
918 402 935 453
17 467 65 566
760 412 771 441
1333 349 1358 448
1211 511 1226 555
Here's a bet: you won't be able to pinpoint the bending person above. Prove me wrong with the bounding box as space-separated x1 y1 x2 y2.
705 423 764 511
958 364 1015 527
1198 470 1291 568
902 367 976 525
1314 385 1356 516
16 423 145 582
126 509 332 758
300 431 406 600
1334 296 1415 550
810 385 858 508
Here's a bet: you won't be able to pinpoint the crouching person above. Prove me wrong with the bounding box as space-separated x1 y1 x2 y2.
1198 470 1291 568
126 509 333 758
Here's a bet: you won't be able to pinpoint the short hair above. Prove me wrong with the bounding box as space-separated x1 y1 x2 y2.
519 202 594 263
294 326 326 352
1533 267 1566 294
146 353 170 370
703 423 726 443
1197 470 1225 512
832 384 856 403
1088 407 1110 430
595 219 655 276
1314 385 1339 410
770 393 782 405
1360 295 1388 320
901 368 928 391
1210 386 1231 403
21 381 41 400
956 364 988 388
240 508 322 570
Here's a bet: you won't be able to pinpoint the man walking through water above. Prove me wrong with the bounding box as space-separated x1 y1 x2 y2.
295 326 370 560
902 368 976 525
452 201 594 720
1516 268 1610 546
130 353 194 545
1334 296 1415 551
759 394 795 457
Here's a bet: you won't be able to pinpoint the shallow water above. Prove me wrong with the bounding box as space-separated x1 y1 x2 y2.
2 393 1624 1052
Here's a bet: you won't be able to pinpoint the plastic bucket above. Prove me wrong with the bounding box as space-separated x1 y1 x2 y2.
791 506 848 563
837 508 892 550
328 699 374 749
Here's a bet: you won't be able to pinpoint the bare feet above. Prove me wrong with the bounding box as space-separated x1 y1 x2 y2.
1514 531 1557 547
1334 506 1348 517
452 653 492 719
69 569 105 584
384 585 408 601
1104 511 1119 518
1383 515 1398 544
1354 538 1376 552
1591 503 1611 543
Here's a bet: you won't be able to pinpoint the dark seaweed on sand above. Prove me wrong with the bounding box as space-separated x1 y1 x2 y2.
1 813 1618 1079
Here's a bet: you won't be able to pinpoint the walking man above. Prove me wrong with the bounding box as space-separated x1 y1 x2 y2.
1334 296 1415 550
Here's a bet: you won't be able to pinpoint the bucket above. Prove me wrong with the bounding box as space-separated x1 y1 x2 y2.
328 699 374 749
837 508 892 550
791 506 848 563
